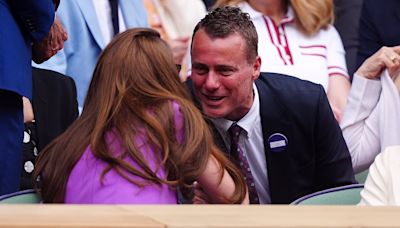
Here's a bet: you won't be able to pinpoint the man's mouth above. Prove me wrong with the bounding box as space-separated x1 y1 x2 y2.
201 94 226 106
205 95 224 101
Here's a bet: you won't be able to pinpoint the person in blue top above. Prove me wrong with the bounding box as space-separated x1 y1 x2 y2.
0 0 56 195
34 0 148 110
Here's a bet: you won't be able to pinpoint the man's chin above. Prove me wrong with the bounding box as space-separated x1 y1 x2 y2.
202 107 226 119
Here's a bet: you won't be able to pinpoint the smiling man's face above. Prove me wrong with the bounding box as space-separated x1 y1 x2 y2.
191 29 261 121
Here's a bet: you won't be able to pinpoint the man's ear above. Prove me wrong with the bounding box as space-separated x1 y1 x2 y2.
251 56 262 80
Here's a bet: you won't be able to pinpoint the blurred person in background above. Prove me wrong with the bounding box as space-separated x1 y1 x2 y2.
341 46 400 173
143 0 207 80
0 0 64 195
34 0 148 110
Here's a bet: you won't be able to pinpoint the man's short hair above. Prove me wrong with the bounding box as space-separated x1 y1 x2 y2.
192 6 258 63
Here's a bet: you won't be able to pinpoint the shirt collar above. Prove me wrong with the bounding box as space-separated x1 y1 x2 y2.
212 83 260 139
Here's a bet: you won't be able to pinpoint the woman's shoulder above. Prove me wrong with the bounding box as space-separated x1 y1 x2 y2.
378 146 400 165
314 24 340 38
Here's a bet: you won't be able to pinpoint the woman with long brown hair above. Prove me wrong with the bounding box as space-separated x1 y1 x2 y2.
33 28 247 204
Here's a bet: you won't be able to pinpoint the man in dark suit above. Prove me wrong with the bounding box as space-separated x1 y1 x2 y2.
0 0 55 195
189 6 356 204
356 0 400 68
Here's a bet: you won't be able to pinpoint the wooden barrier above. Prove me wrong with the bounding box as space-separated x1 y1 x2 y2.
0 205 399 228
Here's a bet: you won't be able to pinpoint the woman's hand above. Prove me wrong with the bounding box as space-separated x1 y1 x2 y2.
356 46 400 80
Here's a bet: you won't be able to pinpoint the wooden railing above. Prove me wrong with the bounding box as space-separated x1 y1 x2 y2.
0 205 399 227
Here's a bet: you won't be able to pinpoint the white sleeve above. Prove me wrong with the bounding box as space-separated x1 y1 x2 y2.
325 25 349 78
359 147 394 205
340 74 382 173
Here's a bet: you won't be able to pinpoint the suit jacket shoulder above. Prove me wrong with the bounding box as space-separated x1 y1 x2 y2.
32 68 78 151
257 72 323 96
256 72 355 204
256 72 324 117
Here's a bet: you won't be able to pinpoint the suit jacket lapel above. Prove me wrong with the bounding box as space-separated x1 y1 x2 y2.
76 0 105 49
256 78 294 204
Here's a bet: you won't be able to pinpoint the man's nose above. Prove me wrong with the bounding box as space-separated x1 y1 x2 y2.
204 72 220 90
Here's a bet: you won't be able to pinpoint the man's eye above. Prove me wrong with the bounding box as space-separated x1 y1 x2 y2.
194 68 208 75
220 70 234 76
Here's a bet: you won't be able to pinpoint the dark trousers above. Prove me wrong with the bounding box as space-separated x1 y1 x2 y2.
0 90 23 195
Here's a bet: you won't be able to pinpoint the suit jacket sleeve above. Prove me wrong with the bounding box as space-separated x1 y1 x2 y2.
8 0 54 42
314 85 356 187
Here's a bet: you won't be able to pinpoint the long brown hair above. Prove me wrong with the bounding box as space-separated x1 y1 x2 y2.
33 28 246 203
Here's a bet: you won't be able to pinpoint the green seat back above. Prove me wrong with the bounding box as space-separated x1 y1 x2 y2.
0 190 40 204
355 170 369 184
291 184 364 205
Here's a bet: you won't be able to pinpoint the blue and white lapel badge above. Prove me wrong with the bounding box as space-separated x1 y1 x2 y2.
268 133 288 152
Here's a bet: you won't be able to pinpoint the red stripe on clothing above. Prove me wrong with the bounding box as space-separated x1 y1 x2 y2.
271 18 282 44
282 24 293 64
264 16 287 65
300 53 327 59
299 45 327 49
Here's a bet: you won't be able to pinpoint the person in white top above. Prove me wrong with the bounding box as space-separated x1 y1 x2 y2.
213 0 350 122
341 46 400 173
359 146 400 205
143 0 207 80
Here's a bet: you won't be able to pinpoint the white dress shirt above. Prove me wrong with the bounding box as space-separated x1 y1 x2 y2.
93 0 127 45
212 84 270 204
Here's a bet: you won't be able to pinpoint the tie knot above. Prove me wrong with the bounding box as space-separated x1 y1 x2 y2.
228 124 242 140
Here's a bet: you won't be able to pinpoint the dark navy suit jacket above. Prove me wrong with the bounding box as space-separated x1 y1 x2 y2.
0 0 54 195
356 0 400 68
188 72 356 204
0 0 54 98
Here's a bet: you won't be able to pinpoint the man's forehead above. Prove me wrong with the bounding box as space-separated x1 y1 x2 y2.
194 28 242 41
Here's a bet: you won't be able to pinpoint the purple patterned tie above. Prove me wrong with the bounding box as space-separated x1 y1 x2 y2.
228 124 260 204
